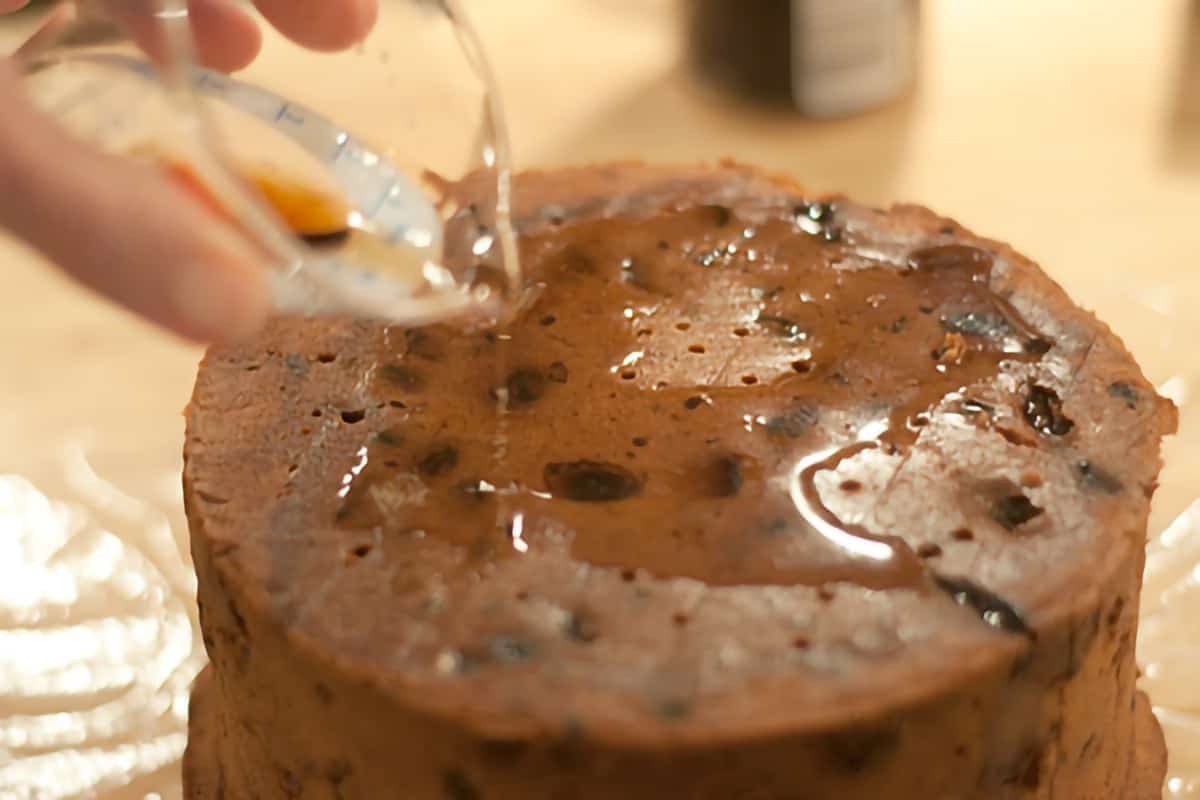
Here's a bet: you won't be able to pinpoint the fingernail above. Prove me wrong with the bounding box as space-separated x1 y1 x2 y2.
171 260 268 343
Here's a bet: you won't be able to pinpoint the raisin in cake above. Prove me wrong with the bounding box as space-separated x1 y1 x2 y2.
183 163 1175 799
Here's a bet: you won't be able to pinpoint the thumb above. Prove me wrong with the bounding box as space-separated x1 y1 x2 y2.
0 60 269 343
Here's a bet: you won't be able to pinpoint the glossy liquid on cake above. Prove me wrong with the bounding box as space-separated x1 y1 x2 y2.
181 165 1177 799
327 197 1055 626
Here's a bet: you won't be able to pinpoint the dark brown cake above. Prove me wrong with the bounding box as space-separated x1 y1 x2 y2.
183 163 1175 799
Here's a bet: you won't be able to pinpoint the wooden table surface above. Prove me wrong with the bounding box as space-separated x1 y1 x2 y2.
1 1 1198 797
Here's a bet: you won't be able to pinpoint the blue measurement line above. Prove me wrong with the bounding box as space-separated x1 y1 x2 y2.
367 178 398 218
274 102 290 122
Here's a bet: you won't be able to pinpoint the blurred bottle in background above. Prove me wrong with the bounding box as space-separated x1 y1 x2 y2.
687 0 920 117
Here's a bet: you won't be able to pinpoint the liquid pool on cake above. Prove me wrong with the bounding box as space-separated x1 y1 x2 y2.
182 163 1175 799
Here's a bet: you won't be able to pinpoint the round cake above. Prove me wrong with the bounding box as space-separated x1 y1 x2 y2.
182 163 1175 799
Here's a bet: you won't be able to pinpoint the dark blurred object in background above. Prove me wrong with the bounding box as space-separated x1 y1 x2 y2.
687 0 919 117
1167 0 1200 171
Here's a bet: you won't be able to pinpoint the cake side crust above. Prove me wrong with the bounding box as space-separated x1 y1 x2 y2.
183 667 1168 799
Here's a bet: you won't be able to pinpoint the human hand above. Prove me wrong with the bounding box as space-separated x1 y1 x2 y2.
0 1 378 342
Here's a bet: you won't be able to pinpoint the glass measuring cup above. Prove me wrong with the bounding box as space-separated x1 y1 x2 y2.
12 0 518 327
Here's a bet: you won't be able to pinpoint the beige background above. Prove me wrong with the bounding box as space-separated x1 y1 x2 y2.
1 1 1199 797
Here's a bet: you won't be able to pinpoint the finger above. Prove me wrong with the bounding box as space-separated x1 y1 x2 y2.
0 0 30 13
189 0 263 72
102 0 262 73
0 63 269 343
251 0 377 52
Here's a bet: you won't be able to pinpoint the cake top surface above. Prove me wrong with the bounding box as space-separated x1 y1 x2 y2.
186 162 1174 744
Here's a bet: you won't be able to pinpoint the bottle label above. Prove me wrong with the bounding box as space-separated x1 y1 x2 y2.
790 0 917 117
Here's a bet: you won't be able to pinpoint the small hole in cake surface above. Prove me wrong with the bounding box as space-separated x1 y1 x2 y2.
317 353 337 363
632 437 649 447
688 344 707 354
540 314 557 326
792 360 813 374
952 527 974 541
741 375 759 385
621 370 637 380
341 409 366 424
993 494 1043 530
637 328 654 338
244 364 260 372
672 613 689 627
515 590 530 601
311 409 322 418
917 543 943 559
793 636 811 650
839 479 863 494
733 327 750 337
621 569 637 582
818 586 835 602
351 544 371 559
675 321 692 332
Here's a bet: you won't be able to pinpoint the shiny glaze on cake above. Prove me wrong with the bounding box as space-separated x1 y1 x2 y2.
183 163 1174 799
